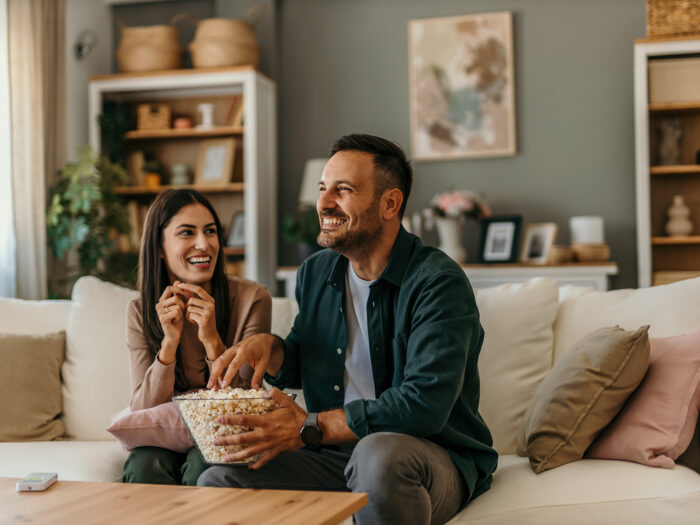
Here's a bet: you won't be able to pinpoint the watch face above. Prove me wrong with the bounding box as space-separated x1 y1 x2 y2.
300 424 322 447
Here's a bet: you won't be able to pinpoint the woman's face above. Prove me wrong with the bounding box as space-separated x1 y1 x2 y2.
160 203 219 288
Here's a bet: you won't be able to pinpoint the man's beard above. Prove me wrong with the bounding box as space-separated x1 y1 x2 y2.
317 203 382 257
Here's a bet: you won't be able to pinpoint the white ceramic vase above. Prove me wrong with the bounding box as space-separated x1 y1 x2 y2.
435 217 466 263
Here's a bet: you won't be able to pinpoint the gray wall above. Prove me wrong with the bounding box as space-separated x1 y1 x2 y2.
276 0 647 289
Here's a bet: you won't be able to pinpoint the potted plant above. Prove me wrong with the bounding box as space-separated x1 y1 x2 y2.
281 206 321 263
46 147 137 295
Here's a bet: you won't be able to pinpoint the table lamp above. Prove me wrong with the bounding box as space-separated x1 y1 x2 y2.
298 158 327 208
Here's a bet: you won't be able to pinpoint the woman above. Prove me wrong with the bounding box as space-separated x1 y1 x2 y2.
121 189 271 485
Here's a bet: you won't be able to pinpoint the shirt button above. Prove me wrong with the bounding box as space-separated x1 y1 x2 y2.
333 385 340 391
372 301 375 307
339 306 343 313
337 348 342 355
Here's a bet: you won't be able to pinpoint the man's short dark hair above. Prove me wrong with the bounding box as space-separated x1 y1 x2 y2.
330 133 413 218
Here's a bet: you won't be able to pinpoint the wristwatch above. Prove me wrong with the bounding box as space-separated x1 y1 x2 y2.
299 412 323 447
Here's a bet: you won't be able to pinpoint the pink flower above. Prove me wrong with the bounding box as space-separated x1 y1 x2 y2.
426 190 490 222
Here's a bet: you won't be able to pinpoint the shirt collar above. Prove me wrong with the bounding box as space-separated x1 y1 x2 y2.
326 226 413 291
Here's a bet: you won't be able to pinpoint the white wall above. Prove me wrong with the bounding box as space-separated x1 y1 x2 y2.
65 0 112 161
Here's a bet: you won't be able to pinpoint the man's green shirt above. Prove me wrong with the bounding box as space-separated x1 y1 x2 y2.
267 227 497 501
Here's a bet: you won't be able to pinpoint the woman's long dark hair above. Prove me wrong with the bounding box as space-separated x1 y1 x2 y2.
139 189 230 358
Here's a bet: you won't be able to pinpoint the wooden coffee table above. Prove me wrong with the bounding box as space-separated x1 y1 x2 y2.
1 477 367 524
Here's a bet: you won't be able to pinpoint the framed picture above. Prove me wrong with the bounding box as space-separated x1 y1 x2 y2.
227 211 245 248
195 138 236 186
479 215 522 263
408 11 516 161
520 223 558 264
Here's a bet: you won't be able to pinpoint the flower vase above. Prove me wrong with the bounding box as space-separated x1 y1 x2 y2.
435 217 466 263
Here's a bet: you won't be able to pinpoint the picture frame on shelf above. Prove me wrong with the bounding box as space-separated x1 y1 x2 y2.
195 138 236 186
520 223 558 264
227 211 245 248
479 215 522 263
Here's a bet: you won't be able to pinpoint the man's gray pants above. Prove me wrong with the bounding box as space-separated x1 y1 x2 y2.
197 432 466 525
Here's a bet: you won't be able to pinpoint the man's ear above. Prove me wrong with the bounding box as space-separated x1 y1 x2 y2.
381 188 403 221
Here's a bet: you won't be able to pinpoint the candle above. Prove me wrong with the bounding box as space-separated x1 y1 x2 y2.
570 216 604 244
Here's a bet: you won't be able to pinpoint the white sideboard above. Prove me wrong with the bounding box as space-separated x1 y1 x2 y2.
275 263 618 298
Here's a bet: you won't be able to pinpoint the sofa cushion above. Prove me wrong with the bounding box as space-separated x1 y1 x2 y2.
0 298 71 334
554 277 700 363
0 332 66 441
587 331 700 468
106 402 193 452
518 325 650 472
271 297 299 339
0 441 128 482
447 455 700 525
475 278 559 455
63 277 138 440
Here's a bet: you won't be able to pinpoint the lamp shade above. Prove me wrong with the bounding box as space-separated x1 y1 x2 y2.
298 158 327 207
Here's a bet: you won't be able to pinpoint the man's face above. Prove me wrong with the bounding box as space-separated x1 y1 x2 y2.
316 150 383 255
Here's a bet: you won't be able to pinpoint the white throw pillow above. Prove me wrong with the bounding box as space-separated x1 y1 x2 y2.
554 277 700 364
63 277 138 440
475 277 559 455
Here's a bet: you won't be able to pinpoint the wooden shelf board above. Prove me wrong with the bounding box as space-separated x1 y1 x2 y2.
125 126 243 139
115 183 244 195
223 246 245 256
636 35 700 44
89 65 257 82
652 235 700 245
650 164 700 175
649 101 700 112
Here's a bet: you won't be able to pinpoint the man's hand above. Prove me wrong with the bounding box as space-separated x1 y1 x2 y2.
212 388 306 469
208 333 283 390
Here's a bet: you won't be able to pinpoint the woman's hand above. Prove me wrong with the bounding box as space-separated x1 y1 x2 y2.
175 282 223 359
156 285 186 364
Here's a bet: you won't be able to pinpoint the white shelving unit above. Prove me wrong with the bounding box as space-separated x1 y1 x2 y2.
634 38 700 288
88 66 277 290
276 263 619 298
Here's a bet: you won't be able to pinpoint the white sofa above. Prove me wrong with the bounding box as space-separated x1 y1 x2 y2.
1 275 698 524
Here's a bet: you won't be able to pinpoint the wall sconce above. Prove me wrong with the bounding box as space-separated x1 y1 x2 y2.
74 31 98 60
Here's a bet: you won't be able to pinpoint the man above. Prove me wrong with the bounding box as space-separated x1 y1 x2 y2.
200 134 497 524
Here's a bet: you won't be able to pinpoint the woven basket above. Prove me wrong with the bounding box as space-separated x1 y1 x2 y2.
647 0 700 39
115 15 186 72
188 4 265 68
137 104 171 131
571 242 611 263
546 245 574 265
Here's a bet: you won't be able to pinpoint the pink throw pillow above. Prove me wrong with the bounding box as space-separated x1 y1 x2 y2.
586 331 700 468
106 401 194 453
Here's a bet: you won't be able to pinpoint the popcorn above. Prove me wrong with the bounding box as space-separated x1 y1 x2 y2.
173 387 277 464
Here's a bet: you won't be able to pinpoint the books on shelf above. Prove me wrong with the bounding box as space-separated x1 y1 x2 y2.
122 200 148 251
127 150 145 186
224 95 244 127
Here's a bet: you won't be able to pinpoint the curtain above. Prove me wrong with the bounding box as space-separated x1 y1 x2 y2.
0 0 16 298
8 0 65 299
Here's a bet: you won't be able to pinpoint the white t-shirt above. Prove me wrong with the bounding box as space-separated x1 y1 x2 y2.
343 263 376 405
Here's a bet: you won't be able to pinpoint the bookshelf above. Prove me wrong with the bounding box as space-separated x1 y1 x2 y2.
89 66 277 289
